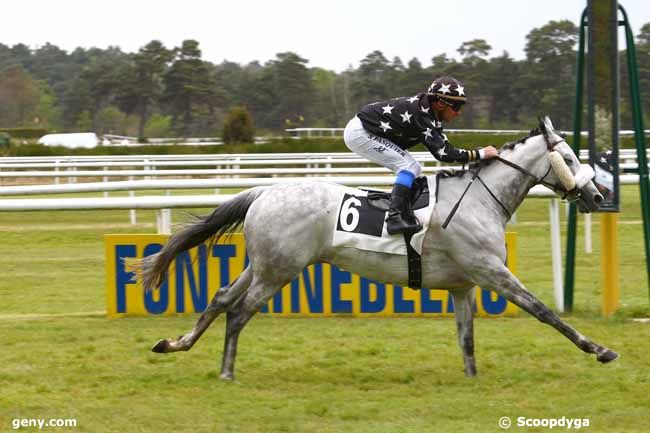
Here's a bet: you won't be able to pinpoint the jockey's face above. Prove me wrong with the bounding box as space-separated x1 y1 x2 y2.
433 100 462 122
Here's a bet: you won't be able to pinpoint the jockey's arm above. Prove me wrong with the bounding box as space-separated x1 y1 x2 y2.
423 130 498 163
423 130 480 163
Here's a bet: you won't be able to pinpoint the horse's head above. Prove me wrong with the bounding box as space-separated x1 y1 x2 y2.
537 116 603 212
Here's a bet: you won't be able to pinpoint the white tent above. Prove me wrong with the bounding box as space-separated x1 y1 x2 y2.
38 133 98 148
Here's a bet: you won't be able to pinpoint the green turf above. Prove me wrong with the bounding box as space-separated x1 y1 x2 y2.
0 185 649 432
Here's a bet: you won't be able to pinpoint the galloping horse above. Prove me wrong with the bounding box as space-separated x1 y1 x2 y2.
136 117 618 380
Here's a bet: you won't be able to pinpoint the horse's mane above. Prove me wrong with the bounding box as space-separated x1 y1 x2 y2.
500 127 542 151
459 127 543 174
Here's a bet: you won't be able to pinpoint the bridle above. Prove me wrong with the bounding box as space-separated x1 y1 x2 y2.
442 137 581 229
493 137 582 201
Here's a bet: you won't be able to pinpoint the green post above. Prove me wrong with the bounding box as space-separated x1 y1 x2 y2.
619 4 650 302
564 8 588 312
566 4 650 309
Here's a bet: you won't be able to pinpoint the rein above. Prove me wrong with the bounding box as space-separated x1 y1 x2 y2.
442 139 572 229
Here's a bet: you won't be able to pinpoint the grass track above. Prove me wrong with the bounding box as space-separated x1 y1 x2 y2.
1 185 649 432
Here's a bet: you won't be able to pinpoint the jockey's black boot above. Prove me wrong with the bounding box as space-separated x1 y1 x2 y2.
386 184 422 235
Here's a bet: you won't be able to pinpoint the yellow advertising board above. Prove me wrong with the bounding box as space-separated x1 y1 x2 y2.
105 233 517 318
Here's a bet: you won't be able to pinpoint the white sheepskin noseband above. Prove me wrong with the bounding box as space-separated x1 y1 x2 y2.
548 151 595 191
549 151 576 190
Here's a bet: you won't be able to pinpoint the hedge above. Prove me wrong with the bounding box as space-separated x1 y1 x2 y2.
0 133 639 157
0 128 49 139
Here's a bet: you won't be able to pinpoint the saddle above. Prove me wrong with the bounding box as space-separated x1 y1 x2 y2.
360 176 431 290
363 176 430 211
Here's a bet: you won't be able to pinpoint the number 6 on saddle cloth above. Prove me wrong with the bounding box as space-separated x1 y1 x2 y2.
332 176 433 288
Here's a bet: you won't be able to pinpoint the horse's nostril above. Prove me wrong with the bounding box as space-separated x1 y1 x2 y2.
594 194 603 204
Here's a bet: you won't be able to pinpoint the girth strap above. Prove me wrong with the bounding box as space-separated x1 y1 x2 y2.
403 231 422 289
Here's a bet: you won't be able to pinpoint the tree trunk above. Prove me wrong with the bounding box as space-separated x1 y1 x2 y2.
138 104 148 138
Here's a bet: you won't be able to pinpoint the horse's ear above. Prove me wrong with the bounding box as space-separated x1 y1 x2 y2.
544 116 556 133
538 116 548 137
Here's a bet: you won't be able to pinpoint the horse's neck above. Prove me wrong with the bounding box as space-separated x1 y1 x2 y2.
481 140 548 220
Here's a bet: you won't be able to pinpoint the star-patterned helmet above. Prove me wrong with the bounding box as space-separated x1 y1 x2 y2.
427 76 467 111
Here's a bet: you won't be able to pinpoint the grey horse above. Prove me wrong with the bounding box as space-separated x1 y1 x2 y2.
137 117 618 380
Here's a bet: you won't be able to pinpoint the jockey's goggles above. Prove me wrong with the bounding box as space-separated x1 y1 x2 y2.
438 98 465 112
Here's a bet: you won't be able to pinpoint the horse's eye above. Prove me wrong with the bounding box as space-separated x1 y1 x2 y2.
564 158 573 166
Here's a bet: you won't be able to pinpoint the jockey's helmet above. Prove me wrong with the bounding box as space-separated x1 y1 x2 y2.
427 76 466 111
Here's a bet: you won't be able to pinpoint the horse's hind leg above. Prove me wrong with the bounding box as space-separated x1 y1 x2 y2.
152 266 253 353
219 300 251 380
450 287 477 377
218 273 296 381
218 288 279 381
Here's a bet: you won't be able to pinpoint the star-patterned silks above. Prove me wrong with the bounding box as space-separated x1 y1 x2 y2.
456 85 465 96
400 111 412 123
439 83 451 94
595 150 614 172
355 91 476 164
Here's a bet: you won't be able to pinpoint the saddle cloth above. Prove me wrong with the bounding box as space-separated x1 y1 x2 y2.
331 176 436 255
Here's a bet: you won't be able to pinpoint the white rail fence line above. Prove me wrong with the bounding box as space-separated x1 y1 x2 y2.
1 147 649 161
0 164 645 181
0 166 445 178
0 150 647 177
0 174 641 197
0 157 439 169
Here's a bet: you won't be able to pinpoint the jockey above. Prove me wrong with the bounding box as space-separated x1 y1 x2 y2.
343 76 498 235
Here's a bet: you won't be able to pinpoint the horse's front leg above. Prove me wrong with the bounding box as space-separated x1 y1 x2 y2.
449 287 477 377
473 261 618 363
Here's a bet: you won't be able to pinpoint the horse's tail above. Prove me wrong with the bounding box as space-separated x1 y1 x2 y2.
135 187 266 292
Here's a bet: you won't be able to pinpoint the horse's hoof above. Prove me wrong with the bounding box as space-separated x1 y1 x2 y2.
597 349 619 363
151 339 169 353
219 372 234 381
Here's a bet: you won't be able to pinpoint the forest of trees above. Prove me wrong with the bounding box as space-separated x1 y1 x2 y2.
1 19 649 138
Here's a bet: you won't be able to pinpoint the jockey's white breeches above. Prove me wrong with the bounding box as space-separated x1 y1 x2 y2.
343 116 422 177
